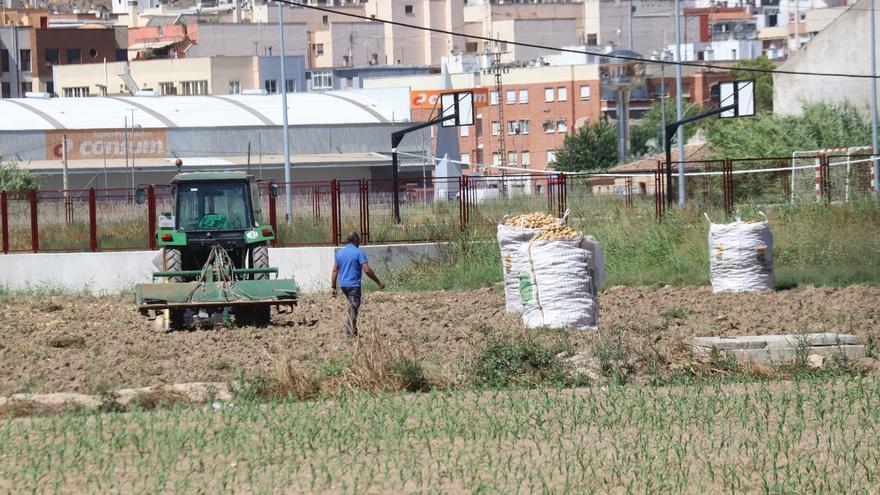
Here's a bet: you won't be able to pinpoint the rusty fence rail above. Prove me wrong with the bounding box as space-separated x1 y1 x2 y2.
1 154 878 254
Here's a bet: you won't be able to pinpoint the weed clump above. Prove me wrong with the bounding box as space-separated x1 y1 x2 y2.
471 338 568 388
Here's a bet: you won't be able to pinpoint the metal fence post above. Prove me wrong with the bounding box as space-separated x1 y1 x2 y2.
88 188 97 252
330 179 340 246
820 154 831 204
625 176 633 209
268 181 278 247
359 178 369 243
147 186 157 251
723 159 734 215
29 189 38 253
558 173 567 217
1 192 8 254
654 161 664 221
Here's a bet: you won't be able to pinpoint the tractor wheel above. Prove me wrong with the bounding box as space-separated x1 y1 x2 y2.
163 248 183 283
249 244 269 280
236 306 271 328
168 309 186 331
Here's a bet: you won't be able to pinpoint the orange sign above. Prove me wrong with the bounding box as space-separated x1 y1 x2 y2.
46 129 168 160
410 88 489 110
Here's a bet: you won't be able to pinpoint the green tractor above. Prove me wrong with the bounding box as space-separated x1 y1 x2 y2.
134 171 297 330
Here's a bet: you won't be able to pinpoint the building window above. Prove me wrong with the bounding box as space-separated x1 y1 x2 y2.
460 125 469 137
45 81 54 94
557 119 567 133
97 84 107 97
547 150 557 164
311 72 333 91
492 152 501 165
543 119 554 133
544 87 554 102
62 86 89 97
499 41 508 52
518 119 529 134
89 48 98 59
1 82 10 98
461 153 471 166
315 43 325 56
521 151 530 166
682 82 691 97
490 89 499 105
507 120 518 135
465 41 478 53
286 79 296 93
1 50 8 73
19 49 31 72
21 82 32 94
159 82 176 95
505 89 515 104
66 48 81 64
229 80 241 94
557 86 567 101
508 151 516 166
116 49 127 62
264 79 278 94
518 89 528 103
491 121 500 136
475 116 483 138
180 80 208 95
404 4 413 15
587 33 598 45
45 48 59 66
580 84 590 100
322 15 328 24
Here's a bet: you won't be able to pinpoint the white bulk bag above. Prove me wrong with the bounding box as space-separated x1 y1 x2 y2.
496 219 543 313
516 236 601 330
706 212 775 293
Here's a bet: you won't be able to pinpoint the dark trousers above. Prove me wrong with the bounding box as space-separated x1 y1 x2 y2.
341 287 362 336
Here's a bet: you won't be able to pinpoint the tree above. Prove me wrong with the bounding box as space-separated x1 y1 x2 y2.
551 119 618 172
702 101 871 158
730 56 776 113
0 159 39 193
630 101 704 157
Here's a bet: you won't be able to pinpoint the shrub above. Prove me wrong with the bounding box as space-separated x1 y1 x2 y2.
471 338 568 388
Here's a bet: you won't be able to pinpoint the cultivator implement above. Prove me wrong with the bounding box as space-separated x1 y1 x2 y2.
135 246 297 330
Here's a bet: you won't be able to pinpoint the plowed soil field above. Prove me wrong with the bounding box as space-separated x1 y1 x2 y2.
1 285 878 395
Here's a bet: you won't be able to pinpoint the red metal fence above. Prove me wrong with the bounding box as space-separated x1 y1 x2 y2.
1 154 877 254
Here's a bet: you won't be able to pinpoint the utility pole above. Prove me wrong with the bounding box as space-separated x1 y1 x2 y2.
674 0 686 209
278 1 293 223
129 109 136 191
61 134 69 193
484 51 508 190
871 0 879 196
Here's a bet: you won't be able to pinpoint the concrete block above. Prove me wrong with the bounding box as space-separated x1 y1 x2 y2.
694 344 866 365
693 333 858 351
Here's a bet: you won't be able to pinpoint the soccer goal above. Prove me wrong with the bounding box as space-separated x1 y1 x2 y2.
790 147 872 205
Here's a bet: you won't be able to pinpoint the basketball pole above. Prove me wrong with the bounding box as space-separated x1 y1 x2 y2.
673 0 686 209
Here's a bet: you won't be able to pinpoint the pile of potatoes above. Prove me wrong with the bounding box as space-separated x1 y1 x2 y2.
504 212 559 229
535 223 582 241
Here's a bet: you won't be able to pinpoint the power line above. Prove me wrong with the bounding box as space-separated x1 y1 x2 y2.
275 0 878 80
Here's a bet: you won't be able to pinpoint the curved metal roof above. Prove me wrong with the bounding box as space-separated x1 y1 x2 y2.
0 88 411 131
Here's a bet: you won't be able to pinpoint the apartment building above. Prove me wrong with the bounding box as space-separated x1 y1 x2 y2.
365 63 603 171
0 25 31 98
51 54 306 96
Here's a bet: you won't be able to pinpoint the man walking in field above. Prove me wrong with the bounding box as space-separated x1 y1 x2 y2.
331 232 385 337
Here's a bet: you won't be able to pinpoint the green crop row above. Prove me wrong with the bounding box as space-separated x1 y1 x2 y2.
2 374 878 493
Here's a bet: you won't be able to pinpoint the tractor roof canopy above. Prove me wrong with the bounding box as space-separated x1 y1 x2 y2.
173 171 250 183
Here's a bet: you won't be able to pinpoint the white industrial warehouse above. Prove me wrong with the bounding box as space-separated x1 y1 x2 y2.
0 88 435 190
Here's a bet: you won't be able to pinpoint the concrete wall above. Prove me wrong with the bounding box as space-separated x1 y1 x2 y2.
0 243 444 294
257 55 307 93
774 0 879 118
186 23 308 59
0 26 33 99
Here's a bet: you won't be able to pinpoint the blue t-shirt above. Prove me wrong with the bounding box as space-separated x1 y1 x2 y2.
335 244 368 288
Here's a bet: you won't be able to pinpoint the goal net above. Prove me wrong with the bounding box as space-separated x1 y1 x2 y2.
790 147 872 205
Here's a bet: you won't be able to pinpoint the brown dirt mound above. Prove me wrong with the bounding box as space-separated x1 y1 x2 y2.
0 285 878 395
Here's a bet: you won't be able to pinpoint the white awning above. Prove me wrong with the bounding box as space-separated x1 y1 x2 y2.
128 39 183 51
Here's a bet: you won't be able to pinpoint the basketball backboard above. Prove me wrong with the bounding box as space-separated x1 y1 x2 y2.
440 91 475 127
719 80 755 118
